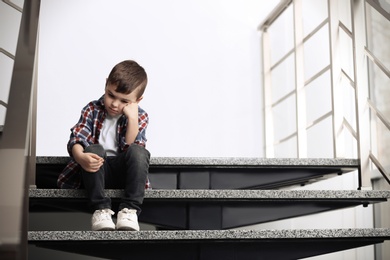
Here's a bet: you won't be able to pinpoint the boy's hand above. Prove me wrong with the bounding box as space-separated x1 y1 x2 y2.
122 102 139 120
76 153 104 172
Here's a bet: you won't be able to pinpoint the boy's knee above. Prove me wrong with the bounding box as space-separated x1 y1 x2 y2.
85 144 106 158
126 144 150 162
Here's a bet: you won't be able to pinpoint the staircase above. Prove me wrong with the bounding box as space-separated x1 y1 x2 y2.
28 156 390 259
1 1 388 259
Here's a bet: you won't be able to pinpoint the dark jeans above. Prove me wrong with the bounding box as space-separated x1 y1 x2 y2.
81 144 150 215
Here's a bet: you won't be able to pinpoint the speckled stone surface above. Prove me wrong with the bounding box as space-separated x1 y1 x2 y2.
36 156 359 167
28 228 390 241
29 188 390 199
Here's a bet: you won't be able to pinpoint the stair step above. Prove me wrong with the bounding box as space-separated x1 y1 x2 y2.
29 188 390 200
28 228 390 260
36 157 359 189
30 189 390 229
37 156 360 167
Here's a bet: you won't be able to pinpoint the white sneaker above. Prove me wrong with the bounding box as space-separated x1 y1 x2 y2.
91 209 115 231
116 208 140 231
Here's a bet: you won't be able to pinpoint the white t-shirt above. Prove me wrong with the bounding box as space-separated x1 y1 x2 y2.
99 114 121 156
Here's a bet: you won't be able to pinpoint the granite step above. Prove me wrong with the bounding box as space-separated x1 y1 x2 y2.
29 189 390 230
36 157 359 189
28 228 390 260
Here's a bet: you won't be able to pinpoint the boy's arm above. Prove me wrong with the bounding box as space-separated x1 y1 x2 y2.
67 101 98 156
72 143 104 172
123 102 140 144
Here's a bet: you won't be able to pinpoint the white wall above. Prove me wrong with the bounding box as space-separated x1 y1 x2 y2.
37 0 279 157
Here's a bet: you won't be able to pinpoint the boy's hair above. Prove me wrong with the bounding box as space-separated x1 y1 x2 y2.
106 60 147 98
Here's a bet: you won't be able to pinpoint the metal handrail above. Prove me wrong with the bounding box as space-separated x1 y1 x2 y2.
1 0 22 12
270 48 294 71
274 132 297 145
259 0 390 189
339 21 353 38
271 90 295 108
342 118 358 139
303 18 329 42
0 47 15 59
0 1 40 259
365 47 390 78
341 69 355 89
258 0 292 31
269 16 328 71
0 4 16 127
367 0 390 22
369 152 390 184
0 100 7 108
367 99 390 132
364 1 390 188
306 111 332 130
304 65 331 86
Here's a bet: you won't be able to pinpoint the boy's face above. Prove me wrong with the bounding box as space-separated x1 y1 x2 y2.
104 83 142 117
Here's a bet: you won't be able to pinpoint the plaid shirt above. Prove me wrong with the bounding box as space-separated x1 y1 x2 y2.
57 95 151 189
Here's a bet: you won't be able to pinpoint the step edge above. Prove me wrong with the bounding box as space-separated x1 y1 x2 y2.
28 228 390 241
36 156 360 167
29 189 390 199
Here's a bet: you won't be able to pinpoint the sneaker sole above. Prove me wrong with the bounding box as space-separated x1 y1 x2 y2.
93 227 115 231
116 224 139 231
92 224 116 231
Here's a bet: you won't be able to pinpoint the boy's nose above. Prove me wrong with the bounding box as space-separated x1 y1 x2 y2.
112 100 119 107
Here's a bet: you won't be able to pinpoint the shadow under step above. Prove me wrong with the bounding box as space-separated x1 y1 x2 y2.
28 228 390 260
29 189 390 230
36 157 359 190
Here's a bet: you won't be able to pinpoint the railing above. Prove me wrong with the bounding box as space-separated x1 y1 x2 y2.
0 47 15 59
258 0 390 189
0 1 40 259
2 0 23 12
0 0 21 137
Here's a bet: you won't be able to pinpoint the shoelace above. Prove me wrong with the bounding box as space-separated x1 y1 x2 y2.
119 208 136 220
95 209 114 221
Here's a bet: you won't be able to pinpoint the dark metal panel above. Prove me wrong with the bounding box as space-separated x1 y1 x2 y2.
29 237 385 260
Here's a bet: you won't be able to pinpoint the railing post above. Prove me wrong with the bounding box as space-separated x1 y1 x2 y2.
261 29 275 158
0 0 40 258
292 0 307 158
328 0 346 159
28 38 39 189
351 0 372 190
258 0 293 158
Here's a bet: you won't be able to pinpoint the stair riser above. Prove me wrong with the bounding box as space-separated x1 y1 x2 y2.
30 197 386 230
29 229 390 260
35 157 359 190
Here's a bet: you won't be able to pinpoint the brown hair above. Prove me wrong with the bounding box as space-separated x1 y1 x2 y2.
106 60 148 98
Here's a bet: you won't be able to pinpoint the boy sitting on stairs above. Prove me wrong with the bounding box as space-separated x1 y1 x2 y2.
57 60 151 231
